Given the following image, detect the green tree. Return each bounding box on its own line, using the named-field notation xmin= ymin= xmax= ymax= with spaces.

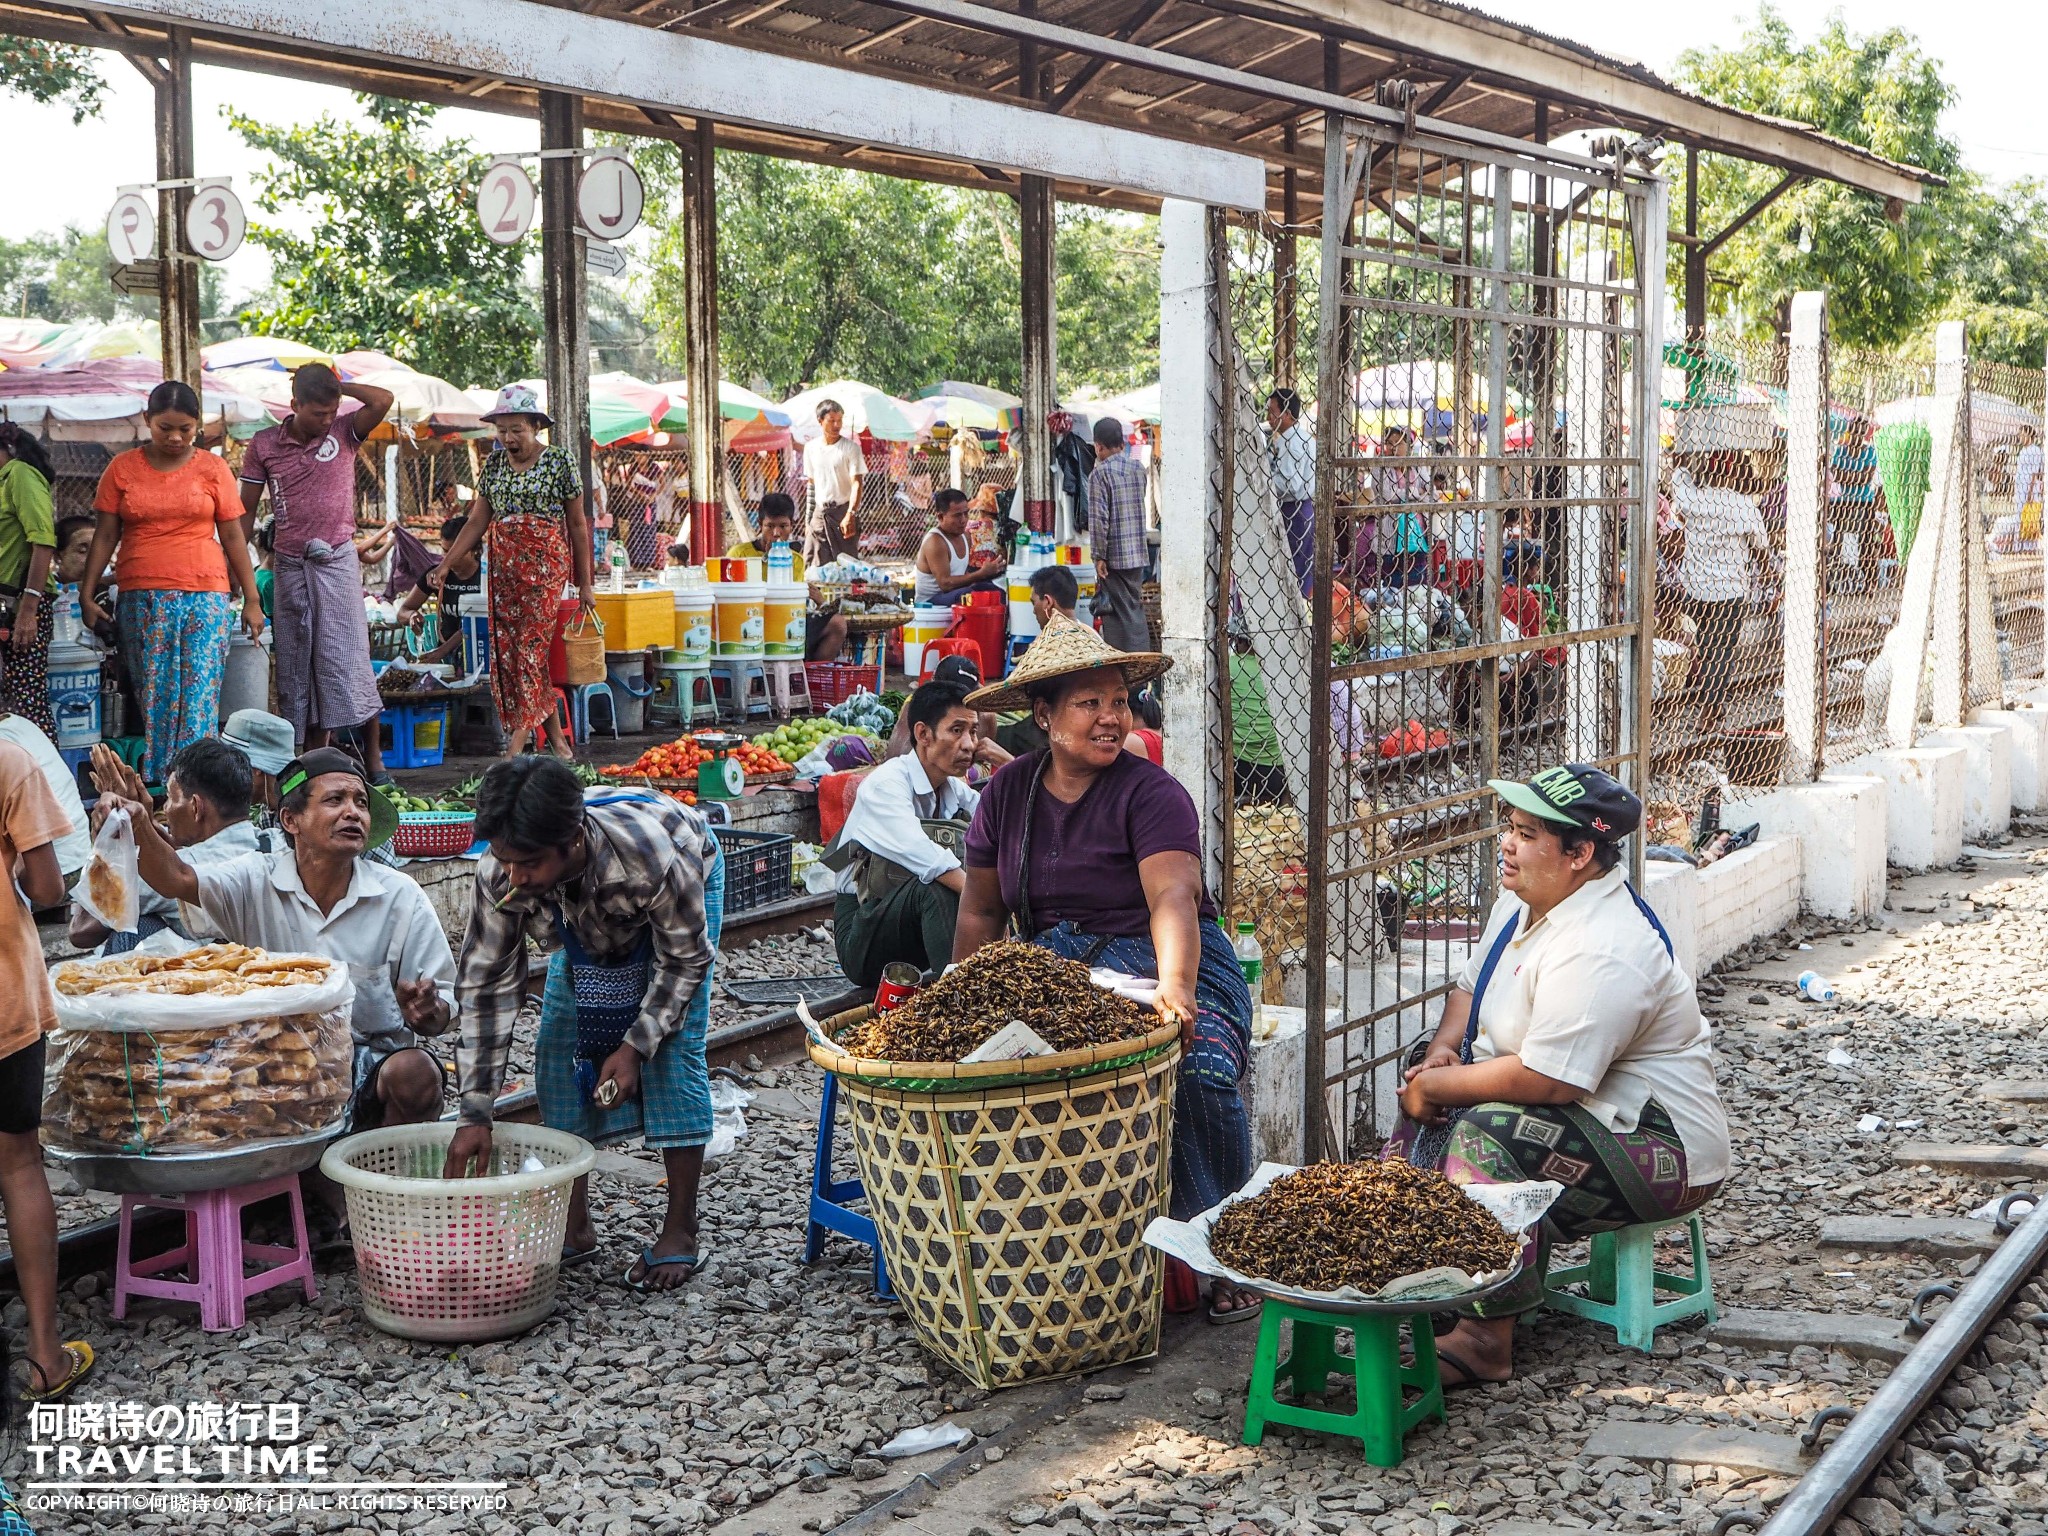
xmin=1926 ymin=176 xmax=2048 ymax=370
xmin=1672 ymin=7 xmax=1963 ymax=347
xmin=0 ymin=225 xmax=225 ymax=325
xmin=0 ymin=36 xmax=105 ymax=122
xmin=634 ymin=147 xmax=1158 ymax=399
xmin=227 ymin=95 xmax=537 ymax=385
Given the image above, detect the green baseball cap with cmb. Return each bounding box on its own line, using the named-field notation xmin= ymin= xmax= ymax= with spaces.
xmin=1489 ymin=763 xmax=1641 ymax=842
xmin=278 ymin=748 xmax=401 ymax=849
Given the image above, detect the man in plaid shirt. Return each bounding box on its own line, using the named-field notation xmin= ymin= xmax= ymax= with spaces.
xmin=1087 ymin=416 xmax=1153 ymax=655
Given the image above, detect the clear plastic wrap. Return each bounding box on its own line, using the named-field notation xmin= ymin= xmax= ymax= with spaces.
xmin=74 ymin=807 xmax=140 ymax=934
xmin=42 ymin=945 xmax=357 ymax=1155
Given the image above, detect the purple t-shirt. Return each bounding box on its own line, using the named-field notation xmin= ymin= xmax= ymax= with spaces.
xmin=963 ymin=750 xmax=1216 ymax=938
xmin=239 ymin=412 xmax=364 ymax=556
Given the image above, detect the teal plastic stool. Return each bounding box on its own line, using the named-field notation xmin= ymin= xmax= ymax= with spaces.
xmin=1241 ymin=1299 xmax=1444 ymax=1468
xmin=1540 ymin=1213 xmax=1716 ymax=1352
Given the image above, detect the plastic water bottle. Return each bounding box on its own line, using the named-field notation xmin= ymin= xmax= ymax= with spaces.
xmin=1797 ymin=970 xmax=1837 ymax=1004
xmin=1233 ymin=922 xmax=1264 ymax=989
xmin=766 ymin=539 xmax=795 ymax=584
xmin=608 ymin=537 xmax=629 ymax=593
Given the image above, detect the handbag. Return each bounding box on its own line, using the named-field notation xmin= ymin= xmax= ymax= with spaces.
xmin=561 ymin=614 xmax=607 ymax=685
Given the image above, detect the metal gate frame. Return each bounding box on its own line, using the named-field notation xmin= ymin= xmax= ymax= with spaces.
xmin=1302 ymin=113 xmax=1667 ymax=1160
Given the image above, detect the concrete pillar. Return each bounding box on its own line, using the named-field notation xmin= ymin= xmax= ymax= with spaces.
xmin=1019 ymin=175 xmax=1057 ymax=536
xmin=1730 ymin=775 xmax=1888 ymax=921
xmin=1972 ymin=706 xmax=2048 ymax=812
xmin=682 ymin=117 xmax=724 ymax=561
xmin=1841 ymin=746 xmax=1967 ymax=871
xmin=539 ymin=93 xmax=593 ymax=500
xmin=1156 ymin=200 xmax=1225 ymax=896
xmin=1922 ymin=723 xmax=2013 ymax=842
xmin=153 ymin=28 xmax=200 ymax=393
xmin=1783 ymin=292 xmax=1827 ymax=781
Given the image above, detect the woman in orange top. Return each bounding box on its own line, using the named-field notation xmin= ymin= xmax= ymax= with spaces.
xmin=82 ymin=382 xmax=264 ymax=780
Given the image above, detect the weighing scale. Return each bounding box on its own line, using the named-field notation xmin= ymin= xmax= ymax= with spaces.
xmin=694 ymin=732 xmax=747 ymax=799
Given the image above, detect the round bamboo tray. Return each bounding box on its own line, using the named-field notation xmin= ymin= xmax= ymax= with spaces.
xmin=840 ymin=610 xmax=914 ymax=636
xmin=819 ymin=1007 xmax=1182 ymax=1390
xmin=807 ymin=1005 xmax=1180 ymax=1089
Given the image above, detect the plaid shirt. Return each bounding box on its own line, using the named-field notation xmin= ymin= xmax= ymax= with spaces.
xmin=1087 ymin=451 xmax=1150 ymax=571
xmin=454 ymin=791 xmax=717 ymax=1125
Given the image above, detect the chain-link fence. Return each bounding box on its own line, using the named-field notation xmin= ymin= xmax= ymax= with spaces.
xmin=1972 ymin=359 xmax=2047 ymax=687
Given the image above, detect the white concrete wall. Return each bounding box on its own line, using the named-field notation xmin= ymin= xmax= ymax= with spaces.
xmin=1921 ymin=723 xmax=2013 ymax=841
xmin=1640 ymin=859 xmax=1700 ymax=983
xmin=1837 ymin=746 xmax=1967 ymax=870
xmin=1727 ymin=775 xmax=1888 ymax=921
xmin=1693 ymin=837 xmax=1804 ymax=972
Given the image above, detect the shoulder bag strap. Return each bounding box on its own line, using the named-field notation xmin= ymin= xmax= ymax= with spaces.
xmin=1012 ymin=751 xmax=1052 ymax=939
xmin=1457 ymin=915 xmax=1521 ymax=1064
xmin=1624 ymin=879 xmax=1676 ymax=959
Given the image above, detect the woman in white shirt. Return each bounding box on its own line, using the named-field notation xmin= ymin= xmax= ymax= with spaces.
xmin=825 ymin=681 xmax=981 ymax=986
xmin=1386 ymin=764 xmax=1729 ymax=1389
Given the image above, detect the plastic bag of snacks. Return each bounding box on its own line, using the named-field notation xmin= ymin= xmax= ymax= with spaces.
xmin=74 ymin=806 xmax=140 ymax=934
xmin=42 ymin=944 xmax=356 ymax=1155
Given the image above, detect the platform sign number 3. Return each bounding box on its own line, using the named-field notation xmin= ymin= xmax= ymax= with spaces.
xmin=577 ymin=153 xmax=644 ymax=243
xmin=184 ymin=183 xmax=245 ymax=262
xmin=477 ymin=159 xmax=537 ymax=246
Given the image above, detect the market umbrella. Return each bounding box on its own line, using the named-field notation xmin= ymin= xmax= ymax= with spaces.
xmin=782 ymin=380 xmax=919 ymax=443
xmin=201 ymin=336 xmax=334 ymax=372
xmin=0 ymin=357 xmax=266 ymax=442
xmin=473 ymin=377 xmax=667 ymax=447
xmin=915 ymin=381 xmax=1021 ymax=410
xmin=654 ymin=379 xmax=794 ymax=452
xmin=0 ymin=319 xmax=74 ymax=370
xmin=904 ymin=392 xmax=1013 ymax=435
xmin=1874 ymin=391 xmax=2044 ymax=451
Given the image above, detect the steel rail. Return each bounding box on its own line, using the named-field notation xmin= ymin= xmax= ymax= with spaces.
xmin=1744 ymin=1196 xmax=2048 ymax=1536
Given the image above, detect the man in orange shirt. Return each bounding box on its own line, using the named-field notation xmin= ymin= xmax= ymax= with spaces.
xmin=0 ymin=738 xmax=94 ymax=1400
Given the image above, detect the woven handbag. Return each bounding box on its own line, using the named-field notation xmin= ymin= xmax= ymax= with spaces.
xmin=561 ymin=616 xmax=607 ymax=685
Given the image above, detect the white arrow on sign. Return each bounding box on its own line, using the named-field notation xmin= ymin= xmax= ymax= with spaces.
xmin=106 ymin=193 xmax=156 ymax=266
xmin=184 ymin=183 xmax=246 ymax=262
xmin=584 ymin=239 xmax=628 ymax=277
xmin=576 ymin=154 xmax=644 ymax=244
xmin=109 ymin=261 xmax=162 ymax=297
xmin=476 ymin=159 xmax=537 ymax=245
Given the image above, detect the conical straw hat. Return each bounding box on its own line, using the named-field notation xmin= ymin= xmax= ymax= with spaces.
xmin=964 ymin=612 xmax=1171 ymax=713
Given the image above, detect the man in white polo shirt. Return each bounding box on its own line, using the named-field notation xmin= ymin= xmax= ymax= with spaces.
xmin=102 ymin=748 xmax=455 ymax=1134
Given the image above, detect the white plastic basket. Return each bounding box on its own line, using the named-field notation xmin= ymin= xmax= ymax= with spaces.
xmin=320 ymin=1123 xmax=596 ymax=1343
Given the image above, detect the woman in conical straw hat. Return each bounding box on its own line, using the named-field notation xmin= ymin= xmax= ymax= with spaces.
xmin=955 ymin=615 xmax=1260 ymax=1322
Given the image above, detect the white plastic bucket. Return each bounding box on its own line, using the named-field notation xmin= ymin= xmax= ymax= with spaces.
xmin=47 ymin=638 xmax=101 ymax=751
xmin=903 ymin=604 xmax=951 ymax=680
xmin=713 ymin=580 xmax=765 ymax=659
xmin=763 ymin=581 xmax=806 ymax=659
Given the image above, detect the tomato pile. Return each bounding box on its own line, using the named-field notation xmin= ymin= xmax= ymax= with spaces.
xmin=602 ymin=734 xmax=795 ymax=781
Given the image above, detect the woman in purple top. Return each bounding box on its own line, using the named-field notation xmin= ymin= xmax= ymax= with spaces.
xmin=959 ymin=615 xmax=1258 ymax=1322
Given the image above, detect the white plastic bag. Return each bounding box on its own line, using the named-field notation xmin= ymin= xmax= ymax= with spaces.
xmin=704 ymin=1077 xmax=753 ymax=1162
xmin=75 ymin=806 xmax=140 ymax=934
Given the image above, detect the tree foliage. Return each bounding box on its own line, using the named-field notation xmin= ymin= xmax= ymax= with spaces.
xmin=0 ymin=36 xmax=105 ymax=123
xmin=227 ymin=95 xmax=538 ymax=386
xmin=1672 ymin=7 xmax=1962 ymax=348
xmin=0 ymin=225 xmax=225 ymax=326
xmin=633 ymin=147 xmax=1158 ymax=399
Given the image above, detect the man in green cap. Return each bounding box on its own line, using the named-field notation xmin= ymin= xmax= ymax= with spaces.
xmin=102 ymin=747 xmax=456 ymax=1132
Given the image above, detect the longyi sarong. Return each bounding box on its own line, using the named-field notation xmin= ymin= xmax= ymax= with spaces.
xmin=273 ymin=539 xmax=382 ymax=739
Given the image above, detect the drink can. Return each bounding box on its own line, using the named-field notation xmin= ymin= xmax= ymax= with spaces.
xmin=875 ymin=961 xmax=923 ymax=1013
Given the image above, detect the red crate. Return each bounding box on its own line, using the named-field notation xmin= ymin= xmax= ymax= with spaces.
xmin=805 ymin=660 xmax=886 ymax=708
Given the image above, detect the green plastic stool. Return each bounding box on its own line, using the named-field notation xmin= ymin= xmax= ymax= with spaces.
xmin=1241 ymin=1299 xmax=1445 ymax=1468
xmin=1540 ymin=1213 xmax=1716 ymax=1352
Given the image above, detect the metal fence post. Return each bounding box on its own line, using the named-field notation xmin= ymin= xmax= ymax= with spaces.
xmin=1157 ymin=200 xmax=1226 ymax=897
xmin=1783 ymin=292 xmax=1828 ymax=780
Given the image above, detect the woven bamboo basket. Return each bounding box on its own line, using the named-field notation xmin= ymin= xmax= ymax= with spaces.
xmin=811 ymin=1006 xmax=1180 ymax=1390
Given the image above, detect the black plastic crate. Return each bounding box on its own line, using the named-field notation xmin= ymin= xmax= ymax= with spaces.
xmin=713 ymin=826 xmax=796 ymax=916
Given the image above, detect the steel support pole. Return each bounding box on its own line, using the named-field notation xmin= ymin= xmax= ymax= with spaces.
xmin=683 ymin=116 xmax=724 ymax=561
xmin=1274 ymin=124 xmax=1297 ymax=392
xmin=1019 ymin=174 xmax=1057 ymax=535
xmin=540 ymin=92 xmax=593 ymax=505
xmin=1684 ymin=144 xmax=1707 ymax=343
xmin=153 ymin=27 xmax=200 ymax=393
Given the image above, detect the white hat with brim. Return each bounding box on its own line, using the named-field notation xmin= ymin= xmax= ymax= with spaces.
xmin=479 ymin=383 xmax=553 ymax=429
xmin=964 ymin=613 xmax=1171 ymax=713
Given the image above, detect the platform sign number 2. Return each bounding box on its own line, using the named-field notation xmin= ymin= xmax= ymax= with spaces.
xmin=477 ymin=160 xmax=537 ymax=246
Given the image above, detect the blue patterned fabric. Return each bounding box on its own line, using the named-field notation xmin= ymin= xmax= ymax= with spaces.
xmin=1032 ymin=917 xmax=1253 ymax=1219
xmin=117 ymin=588 xmax=232 ymax=781
xmin=535 ymin=842 xmax=724 ymax=1149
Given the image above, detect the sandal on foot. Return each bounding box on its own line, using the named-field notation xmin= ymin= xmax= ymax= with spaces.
xmin=23 ymin=1342 xmax=94 ymax=1403
xmin=560 ymin=1241 xmax=602 ymax=1269
xmin=1433 ymin=1344 xmax=1508 ymax=1392
xmin=1206 ymin=1289 xmax=1263 ymax=1326
xmin=621 ymin=1246 xmax=707 ymax=1292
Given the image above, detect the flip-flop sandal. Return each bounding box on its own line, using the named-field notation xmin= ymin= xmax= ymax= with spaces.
xmin=621 ymin=1246 xmax=707 ymax=1292
xmin=560 ymin=1242 xmax=602 ymax=1269
xmin=1432 ymin=1344 xmax=1507 ymax=1392
xmin=1206 ymin=1289 xmax=1264 ymax=1326
xmin=22 ymin=1342 xmax=94 ymax=1403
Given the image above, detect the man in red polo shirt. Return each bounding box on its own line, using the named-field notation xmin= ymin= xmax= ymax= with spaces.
xmin=240 ymin=364 xmax=397 ymax=782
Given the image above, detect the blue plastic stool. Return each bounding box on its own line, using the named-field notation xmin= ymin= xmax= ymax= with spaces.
xmin=709 ymin=659 xmax=771 ymax=723
xmin=1540 ymin=1212 xmax=1717 ymax=1353
xmin=566 ymin=682 xmax=617 ymax=741
xmin=803 ymin=1072 xmax=891 ymax=1298
xmin=380 ymin=703 xmax=449 ymax=769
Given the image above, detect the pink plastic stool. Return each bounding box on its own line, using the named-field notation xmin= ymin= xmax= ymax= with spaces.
xmin=112 ymin=1172 xmax=317 ymax=1333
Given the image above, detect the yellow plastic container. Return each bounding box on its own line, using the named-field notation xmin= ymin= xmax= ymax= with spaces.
xmin=590 ymin=589 xmax=674 ymax=652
